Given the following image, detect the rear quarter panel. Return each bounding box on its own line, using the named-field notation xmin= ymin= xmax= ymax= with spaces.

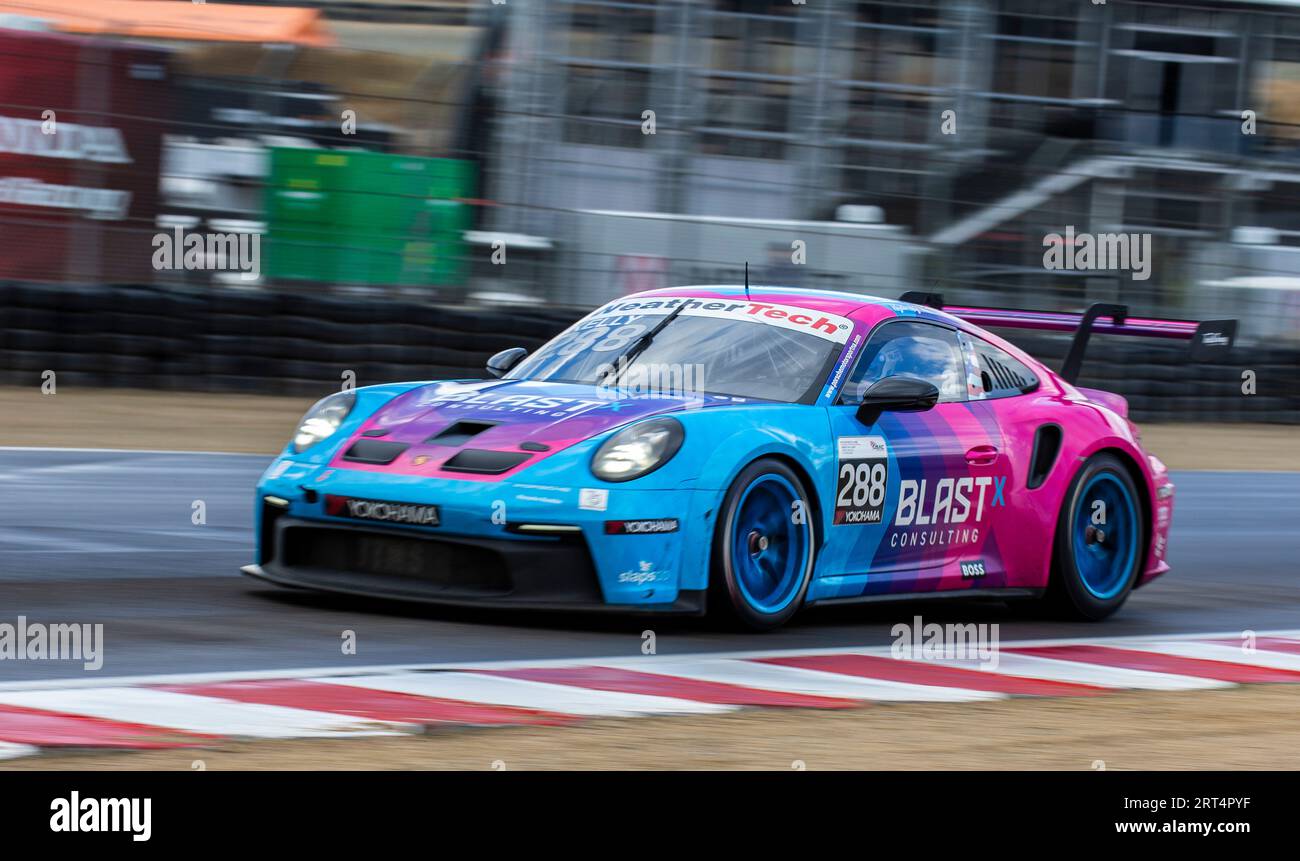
xmin=986 ymin=381 xmax=1166 ymax=589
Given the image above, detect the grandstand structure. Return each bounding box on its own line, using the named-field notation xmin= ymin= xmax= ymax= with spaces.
xmin=479 ymin=0 xmax=1300 ymax=327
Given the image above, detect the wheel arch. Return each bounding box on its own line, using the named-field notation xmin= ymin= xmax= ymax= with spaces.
xmin=755 ymin=451 xmax=825 ymax=558
xmin=707 ymin=452 xmax=821 ymax=628
xmin=1096 ymin=445 xmax=1153 ymax=568
xmin=1050 ymin=445 xmax=1152 ymax=592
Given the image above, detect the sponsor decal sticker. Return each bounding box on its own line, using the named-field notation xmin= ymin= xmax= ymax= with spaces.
xmin=1200 ymin=330 xmax=1230 ymax=347
xmin=895 ymin=476 xmax=1004 ymax=526
xmin=617 ymin=560 xmax=668 ymax=585
xmin=410 ymin=382 xmax=607 ymax=419
xmin=517 ymin=494 xmax=563 ymax=505
xmin=585 ymin=296 xmax=854 ymax=344
xmin=885 ymin=302 xmax=920 ymax=316
xmin=823 ymin=331 xmax=863 ymax=401
xmin=887 ymin=475 xmax=1006 ymax=550
xmin=605 ymin=518 xmax=679 ymax=535
xmin=422 ymin=392 xmax=608 ymax=418
xmin=959 ymin=559 xmax=987 ymax=579
xmin=579 ymin=488 xmax=609 ymax=511
xmin=834 ymin=435 xmax=889 ymax=525
xmin=326 ymin=495 xmax=440 ymax=526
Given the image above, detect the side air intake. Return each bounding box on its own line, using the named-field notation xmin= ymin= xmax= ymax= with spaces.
xmin=1028 ymin=424 xmax=1062 ymax=490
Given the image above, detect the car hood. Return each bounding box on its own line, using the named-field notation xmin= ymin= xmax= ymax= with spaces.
xmin=328 ymin=378 xmax=749 ymax=479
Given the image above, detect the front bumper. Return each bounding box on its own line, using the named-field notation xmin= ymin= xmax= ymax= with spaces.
xmin=245 ymin=515 xmax=703 ymax=613
xmin=241 ymin=564 xmax=705 ymax=614
xmin=249 ymin=457 xmax=715 ymax=612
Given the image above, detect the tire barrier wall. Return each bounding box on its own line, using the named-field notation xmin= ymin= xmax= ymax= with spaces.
xmin=996 ymin=332 xmax=1298 ymax=424
xmin=0 ymin=283 xmax=1295 ymax=422
xmin=0 ymin=283 xmax=576 ymax=397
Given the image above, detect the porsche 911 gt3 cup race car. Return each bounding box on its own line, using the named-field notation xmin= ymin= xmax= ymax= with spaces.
xmin=243 ymin=286 xmax=1235 ymax=629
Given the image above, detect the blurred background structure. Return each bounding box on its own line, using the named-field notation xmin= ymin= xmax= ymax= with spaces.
xmin=0 ymin=0 xmax=1297 ymax=418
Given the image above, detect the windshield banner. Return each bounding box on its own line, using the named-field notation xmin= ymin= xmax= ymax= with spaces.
xmin=585 ymin=296 xmax=854 ymax=344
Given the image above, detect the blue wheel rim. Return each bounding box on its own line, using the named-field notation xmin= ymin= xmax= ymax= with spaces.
xmin=1072 ymin=472 xmax=1139 ymax=600
xmin=730 ymin=474 xmax=810 ymax=614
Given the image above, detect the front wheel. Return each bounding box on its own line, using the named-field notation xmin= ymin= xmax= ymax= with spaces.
xmin=710 ymin=459 xmax=816 ymax=631
xmin=1048 ymin=452 xmax=1145 ymax=620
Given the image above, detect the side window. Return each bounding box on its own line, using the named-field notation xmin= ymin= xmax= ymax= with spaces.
xmin=968 ymin=337 xmax=1039 ymax=398
xmin=839 ymin=320 xmax=967 ymax=405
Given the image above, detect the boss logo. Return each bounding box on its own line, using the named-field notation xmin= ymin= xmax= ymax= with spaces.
xmin=960 ymin=560 xmax=986 ymax=579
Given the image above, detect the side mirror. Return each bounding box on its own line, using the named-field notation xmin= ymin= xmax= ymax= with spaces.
xmin=486 ymin=347 xmax=528 ymax=378
xmin=854 ymin=376 xmax=940 ymax=425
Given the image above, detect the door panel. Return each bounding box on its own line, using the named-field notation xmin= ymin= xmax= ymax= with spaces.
xmin=813 ymin=318 xmax=1013 ymax=601
xmin=824 ymin=402 xmax=1007 ymax=595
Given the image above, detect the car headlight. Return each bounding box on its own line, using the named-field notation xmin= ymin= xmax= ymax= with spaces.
xmin=292 ymin=391 xmax=355 ymax=453
xmin=591 ymin=417 xmax=684 ymax=482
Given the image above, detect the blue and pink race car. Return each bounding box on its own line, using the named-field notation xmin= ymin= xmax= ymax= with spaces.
xmin=243 ymin=286 xmax=1235 ymax=630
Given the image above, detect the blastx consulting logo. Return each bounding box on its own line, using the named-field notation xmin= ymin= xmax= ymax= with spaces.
xmin=895 ymin=475 xmax=1006 ymax=526
xmin=888 ymin=475 xmax=1006 ymax=550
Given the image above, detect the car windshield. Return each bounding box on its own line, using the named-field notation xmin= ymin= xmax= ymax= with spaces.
xmin=506 ymin=308 xmax=845 ymax=403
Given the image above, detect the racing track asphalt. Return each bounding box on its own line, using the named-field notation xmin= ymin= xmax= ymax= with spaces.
xmin=0 ymin=448 xmax=1296 ymax=682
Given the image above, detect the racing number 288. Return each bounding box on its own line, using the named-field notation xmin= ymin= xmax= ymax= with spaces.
xmin=837 ymin=461 xmax=886 ymax=510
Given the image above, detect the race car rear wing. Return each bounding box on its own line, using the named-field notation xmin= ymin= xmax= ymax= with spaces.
xmin=898 ymin=292 xmax=1237 ymax=385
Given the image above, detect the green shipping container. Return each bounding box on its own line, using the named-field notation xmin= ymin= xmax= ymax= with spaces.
xmin=264 ymin=149 xmax=475 ymax=288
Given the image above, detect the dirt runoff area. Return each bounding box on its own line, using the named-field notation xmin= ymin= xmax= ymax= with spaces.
xmin=0 ymin=386 xmax=1295 ymax=470
xmin=7 ymin=684 xmax=1300 ymax=770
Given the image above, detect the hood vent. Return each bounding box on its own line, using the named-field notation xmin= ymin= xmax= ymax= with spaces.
xmin=441 ymin=449 xmax=531 ymax=474
xmin=427 ymin=420 xmax=499 ymax=447
xmin=342 ymin=439 xmax=410 ymax=465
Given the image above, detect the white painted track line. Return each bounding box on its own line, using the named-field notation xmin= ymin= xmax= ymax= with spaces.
xmin=0 ymin=741 xmax=38 ymax=760
xmin=925 ymin=653 xmax=1232 ymax=691
xmin=4 ymin=629 xmax=1300 ymax=692
xmin=597 ymin=658 xmax=1005 ymax=703
xmin=0 ymin=688 xmax=411 ymax=739
xmin=6 ymin=631 xmax=1300 ymax=757
xmin=1129 ymin=641 xmax=1300 ymax=672
xmin=316 ymin=673 xmax=735 ymax=718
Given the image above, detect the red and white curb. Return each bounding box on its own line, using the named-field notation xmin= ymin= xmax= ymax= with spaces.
xmin=1 ymin=629 xmax=1298 ymax=760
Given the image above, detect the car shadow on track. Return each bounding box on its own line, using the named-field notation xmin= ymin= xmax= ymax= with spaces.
xmin=247 ymin=584 xmax=1074 ymax=639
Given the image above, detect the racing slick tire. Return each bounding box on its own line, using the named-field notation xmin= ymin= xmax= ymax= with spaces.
xmin=710 ymin=458 xmax=816 ymax=631
xmin=1047 ymin=452 xmax=1145 ymax=620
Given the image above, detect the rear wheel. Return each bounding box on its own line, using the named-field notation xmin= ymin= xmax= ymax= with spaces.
xmin=1048 ymin=453 xmax=1144 ymax=620
xmin=710 ymin=459 xmax=815 ymax=631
